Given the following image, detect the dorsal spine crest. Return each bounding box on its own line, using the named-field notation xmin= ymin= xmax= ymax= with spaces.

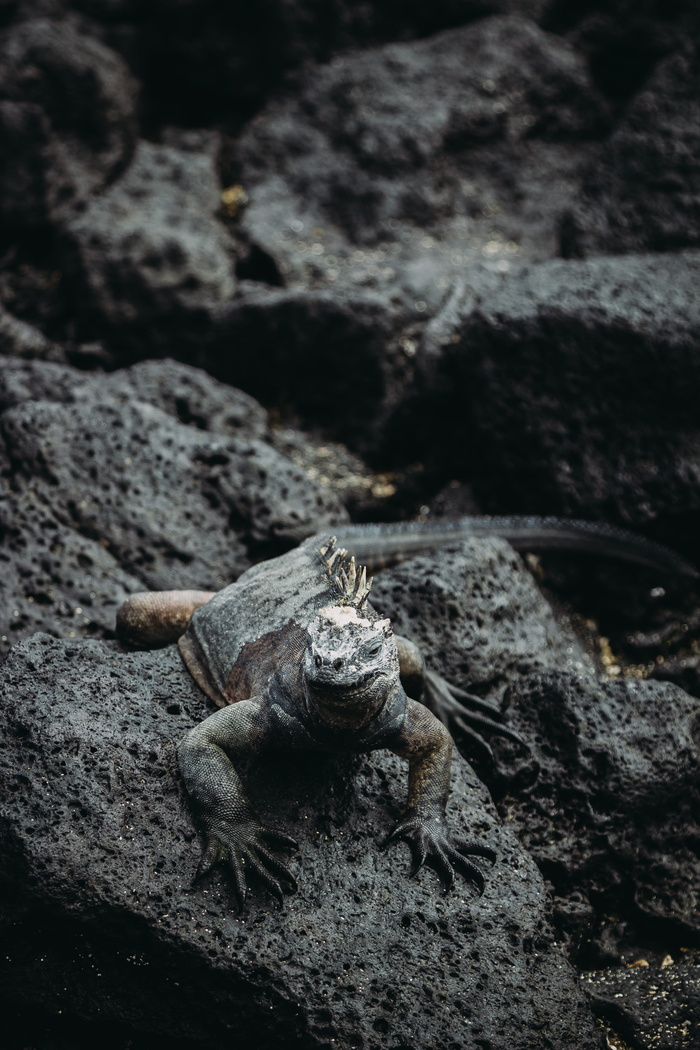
xmin=319 ymin=536 xmax=373 ymax=609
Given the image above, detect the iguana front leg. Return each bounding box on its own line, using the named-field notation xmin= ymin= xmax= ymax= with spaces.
xmin=395 ymin=635 xmax=522 ymax=760
xmin=385 ymin=698 xmax=495 ymax=892
xmin=177 ymin=699 xmax=297 ymax=909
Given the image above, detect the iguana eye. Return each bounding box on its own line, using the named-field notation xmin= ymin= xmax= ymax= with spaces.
xmin=367 ymin=639 xmax=382 ymax=656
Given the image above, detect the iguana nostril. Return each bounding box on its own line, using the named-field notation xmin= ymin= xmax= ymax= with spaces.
xmin=333 ymin=658 xmax=344 ymax=670
xmin=315 ymin=654 xmax=322 ymax=667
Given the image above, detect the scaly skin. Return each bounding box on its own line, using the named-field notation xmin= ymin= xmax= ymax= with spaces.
xmin=117 ymin=516 xmax=697 ymax=907
xmin=174 ymin=549 xmax=497 ymax=909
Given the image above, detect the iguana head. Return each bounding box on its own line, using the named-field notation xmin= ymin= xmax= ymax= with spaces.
xmin=303 ymin=605 xmax=400 ymax=729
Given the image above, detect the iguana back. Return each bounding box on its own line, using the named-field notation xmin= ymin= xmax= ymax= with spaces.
xmin=178 ymin=535 xmax=374 ymax=707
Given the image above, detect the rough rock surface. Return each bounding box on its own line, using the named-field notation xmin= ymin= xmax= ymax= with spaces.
xmin=371 ymin=536 xmax=593 ymax=707
xmin=0 ymin=356 xmax=269 ymax=440
xmin=543 ymin=0 xmax=700 ymax=99
xmin=0 ymin=302 xmax=66 ymax=362
xmin=442 ymin=250 xmax=700 ymax=527
xmin=235 ymin=15 xmax=607 ymax=309
xmin=562 ymin=41 xmax=700 ymax=255
xmin=206 ymin=286 xmax=402 ymax=450
xmin=0 ymin=359 xmax=346 ymax=657
xmin=1 ymin=3 xmax=700 ymax=1047
xmin=491 ymin=671 xmax=700 ymax=937
xmin=0 ymin=16 xmax=138 ymax=228
xmin=0 ymin=633 xmax=601 ymax=1050
xmin=93 ymin=0 xmax=543 ymax=127
xmin=583 ymin=960 xmax=700 ymax=1050
xmin=62 ymin=140 xmax=236 ymax=352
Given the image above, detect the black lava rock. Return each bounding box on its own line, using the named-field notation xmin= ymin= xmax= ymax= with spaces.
xmin=583 ymin=959 xmax=700 ymax=1050
xmin=0 ymin=632 xmax=602 ymax=1050
xmin=492 ymin=670 xmax=700 ymax=938
xmin=0 ymin=359 xmax=346 ymax=657
xmin=235 ymin=15 xmax=607 ymax=301
xmin=207 ymin=286 xmax=403 ymax=453
xmin=371 ymin=536 xmax=592 ymax=707
xmin=445 ymin=251 xmax=700 ymax=527
xmin=61 ymin=140 xmax=236 ymax=356
xmin=562 ymin=40 xmax=700 ymax=255
xmin=0 ymin=16 xmax=138 ymax=228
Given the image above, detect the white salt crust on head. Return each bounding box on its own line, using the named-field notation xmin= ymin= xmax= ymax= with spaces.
xmin=318 ymin=605 xmax=391 ymax=633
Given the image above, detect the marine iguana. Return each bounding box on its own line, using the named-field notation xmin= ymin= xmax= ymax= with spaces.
xmin=117 ymin=516 xmax=697 ymax=909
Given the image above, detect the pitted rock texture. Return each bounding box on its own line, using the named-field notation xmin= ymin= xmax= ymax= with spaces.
xmin=102 ymin=359 xmax=270 ymax=442
xmin=442 ymin=250 xmax=700 ymax=527
xmin=0 ymin=16 xmax=138 ymax=228
xmin=0 ymin=356 xmax=269 ymax=440
xmin=491 ymin=671 xmax=700 ymax=937
xmin=94 ymin=0 xmax=539 ymax=127
xmin=0 ymin=487 xmax=145 ymax=655
xmin=562 ymin=40 xmax=700 ymax=255
xmin=207 ymin=286 xmax=402 ymax=450
xmin=370 ymin=536 xmax=593 ymax=708
xmin=543 ymin=0 xmax=700 ymax=98
xmin=0 ymin=359 xmax=346 ymax=656
xmin=0 ymin=303 xmax=66 ymax=363
xmin=234 ymin=15 xmax=607 ymax=312
xmin=583 ymin=960 xmax=700 ymax=1050
xmin=62 ymin=140 xmax=236 ymax=351
xmin=0 ymin=633 xmax=602 ymax=1050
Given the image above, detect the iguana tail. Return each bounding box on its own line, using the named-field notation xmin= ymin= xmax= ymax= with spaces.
xmin=117 ymin=589 xmax=216 ymax=647
xmin=328 ymin=516 xmax=699 ymax=579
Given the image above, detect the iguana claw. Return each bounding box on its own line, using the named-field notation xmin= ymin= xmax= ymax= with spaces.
xmin=423 ymin=669 xmax=524 ymax=760
xmin=194 ymin=819 xmax=298 ymax=910
xmin=384 ymin=810 xmax=495 ymax=894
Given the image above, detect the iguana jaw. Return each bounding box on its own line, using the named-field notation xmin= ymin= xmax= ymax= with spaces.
xmin=303 ymin=606 xmax=400 ymax=730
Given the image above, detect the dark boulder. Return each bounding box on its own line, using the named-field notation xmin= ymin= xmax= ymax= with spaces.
xmin=61 ymin=140 xmax=236 ymax=356
xmin=2 ymin=395 xmax=336 ymax=588
xmin=0 ymin=16 xmax=138 ymax=228
xmin=492 ymin=671 xmax=700 ymax=938
xmin=90 ymin=0 xmax=522 ymax=128
xmin=562 ymin=41 xmax=700 ymax=256
xmin=235 ymin=15 xmax=608 ymax=297
xmin=583 ymin=959 xmax=700 ymax=1050
xmin=0 ymin=302 xmax=67 ymax=363
xmin=207 ymin=286 xmax=403 ymax=452
xmin=371 ymin=535 xmax=593 ymax=710
xmin=442 ymin=250 xmax=700 ymax=529
xmin=0 ymin=632 xmax=602 ymax=1049
xmin=0 ymin=357 xmax=269 ymax=440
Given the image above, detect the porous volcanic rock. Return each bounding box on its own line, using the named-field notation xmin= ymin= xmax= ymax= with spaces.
xmin=0 ymin=632 xmax=602 ymax=1050
xmin=0 ymin=360 xmax=346 ymax=656
xmin=561 ymin=40 xmax=700 ymax=256
xmin=206 ymin=286 xmax=403 ymax=451
xmin=0 ymin=16 xmax=138 ymax=228
xmin=370 ymin=535 xmax=593 ymax=711
xmin=583 ymin=959 xmax=700 ymax=1050
xmin=92 ymin=0 xmax=535 ymax=127
xmin=542 ymin=0 xmax=700 ymax=98
xmin=0 ymin=487 xmax=145 ymax=656
xmin=441 ymin=250 xmax=700 ymax=529
xmin=491 ymin=671 xmax=700 ymax=938
xmin=233 ymin=14 xmax=608 ymax=309
xmin=95 ymin=358 xmax=270 ymax=442
xmin=0 ymin=302 xmax=66 ymax=362
xmin=62 ymin=140 xmax=236 ymax=354
xmin=0 ymin=356 xmax=269 ymax=440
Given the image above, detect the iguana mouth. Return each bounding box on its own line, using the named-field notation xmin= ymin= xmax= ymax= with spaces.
xmin=308 ymin=667 xmax=382 ymax=699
